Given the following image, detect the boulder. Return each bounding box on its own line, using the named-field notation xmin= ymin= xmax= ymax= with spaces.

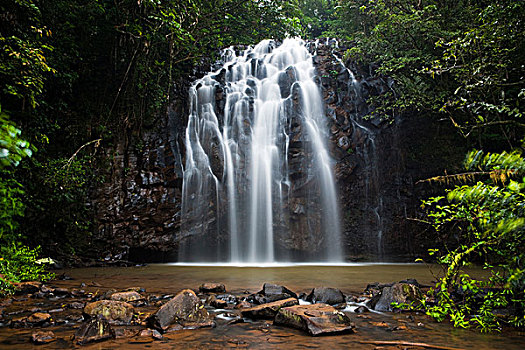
xmin=199 ymin=283 xmax=226 ymax=294
xmin=249 ymin=283 xmax=297 ymax=304
xmin=373 ymin=283 xmax=422 ymax=312
xmin=83 ymin=300 xmax=134 ymax=324
xmin=274 ymin=304 xmax=354 ymax=336
xmin=306 ymin=287 xmax=345 ymax=305
xmin=75 ymin=318 xmax=115 ymax=345
xmin=241 ymin=298 xmax=298 ymax=320
xmin=147 ymin=289 xmax=212 ymax=332
xmin=31 ymin=331 xmax=55 ymax=344
xmin=110 ymin=291 xmax=143 ymax=302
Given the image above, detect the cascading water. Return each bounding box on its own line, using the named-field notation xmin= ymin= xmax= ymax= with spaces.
xmin=179 ymin=38 xmax=342 ymax=263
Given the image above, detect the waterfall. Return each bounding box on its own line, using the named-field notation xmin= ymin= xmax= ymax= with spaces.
xmin=180 ymin=38 xmax=342 ymax=263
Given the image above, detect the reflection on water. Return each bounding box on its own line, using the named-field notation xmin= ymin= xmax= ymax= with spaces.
xmin=1 ymin=264 xmax=523 ymax=349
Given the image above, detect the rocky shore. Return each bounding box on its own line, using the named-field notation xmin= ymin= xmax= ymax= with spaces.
xmin=0 ymin=276 xmax=429 ymax=347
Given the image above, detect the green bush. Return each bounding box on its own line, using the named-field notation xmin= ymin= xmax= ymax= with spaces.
xmin=421 ymin=150 xmax=525 ymax=331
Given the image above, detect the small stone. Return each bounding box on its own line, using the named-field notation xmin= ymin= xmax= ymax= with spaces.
xmin=138 ymin=328 xmax=163 ymax=340
xmin=199 ymin=283 xmax=226 ymax=294
xmin=74 ymin=318 xmax=115 ymax=345
xmin=31 ymin=331 xmax=55 ymax=344
xmin=68 ymin=302 xmax=85 ymax=309
xmin=206 ymin=295 xmax=228 ymax=309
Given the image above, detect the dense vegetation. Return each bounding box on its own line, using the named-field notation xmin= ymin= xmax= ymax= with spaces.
xmin=331 ymin=0 xmax=524 ymax=331
xmin=1 ymin=0 xmax=524 ymax=332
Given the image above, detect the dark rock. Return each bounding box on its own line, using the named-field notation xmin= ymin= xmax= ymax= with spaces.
xmin=147 ymin=289 xmax=212 ymax=332
xmin=241 ymin=297 xmax=298 ymax=320
xmin=274 ymin=303 xmax=354 ymax=336
xmin=249 ymin=283 xmax=297 ymax=304
xmin=110 ymin=291 xmax=143 ymax=302
xmin=138 ymin=328 xmax=163 ymax=340
xmin=199 ymin=283 xmax=226 ymax=294
xmin=27 ymin=312 xmax=52 ymax=325
xmin=306 ymin=287 xmax=345 ymax=305
xmin=216 ymin=293 xmax=237 ymax=304
xmin=373 ymin=283 xmax=423 ymax=312
xmin=206 ymin=295 xmax=227 ymax=309
xmin=83 ymin=300 xmax=134 ymax=324
xmin=31 ymin=331 xmax=56 ymax=344
xmin=68 ymin=302 xmax=85 ymax=309
xmin=354 ymin=305 xmax=369 ymax=313
xmin=74 ymin=318 xmax=115 ymax=345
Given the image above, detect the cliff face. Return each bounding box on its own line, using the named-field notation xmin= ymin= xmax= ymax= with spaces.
xmin=91 ymin=41 xmax=466 ymax=262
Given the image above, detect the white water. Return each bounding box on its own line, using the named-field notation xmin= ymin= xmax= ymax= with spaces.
xmin=180 ymin=38 xmax=342 ymax=263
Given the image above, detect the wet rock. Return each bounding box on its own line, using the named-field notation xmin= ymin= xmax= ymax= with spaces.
xmin=306 ymin=287 xmax=345 ymax=305
xmin=241 ymin=297 xmax=299 ymax=320
xmin=110 ymin=291 xmax=143 ymax=302
xmin=74 ymin=318 xmax=115 ymax=345
xmin=199 ymin=283 xmax=226 ymax=294
xmin=250 ymin=283 xmax=297 ymax=304
xmin=216 ymin=293 xmax=237 ymax=304
xmin=373 ymin=283 xmax=423 ymax=312
xmin=68 ymin=302 xmax=85 ymax=309
xmin=354 ymin=305 xmax=369 ymax=313
xmin=14 ymin=281 xmax=41 ymax=295
xmin=147 ymin=289 xmax=212 ymax=332
xmin=138 ymin=328 xmax=163 ymax=340
xmin=206 ymin=295 xmax=227 ymax=309
xmin=274 ymin=303 xmax=354 ymax=336
xmin=12 ymin=312 xmax=52 ymax=328
xmin=83 ymin=300 xmax=135 ymax=324
xmin=31 ymin=331 xmax=56 ymax=344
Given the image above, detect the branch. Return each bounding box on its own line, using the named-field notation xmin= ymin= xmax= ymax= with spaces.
xmin=416 ymin=169 xmax=517 ymax=185
xmin=63 ymin=139 xmax=102 ymax=170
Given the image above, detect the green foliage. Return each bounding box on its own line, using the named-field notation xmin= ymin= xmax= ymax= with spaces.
xmin=0 ymin=111 xmax=35 ymax=168
xmin=334 ymin=0 xmax=525 ymax=146
xmin=0 ymin=243 xmax=54 ymax=296
xmin=421 ymin=150 xmax=525 ymax=331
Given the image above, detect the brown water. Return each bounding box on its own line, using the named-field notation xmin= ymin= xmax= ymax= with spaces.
xmin=1 ymin=264 xmax=524 ymax=349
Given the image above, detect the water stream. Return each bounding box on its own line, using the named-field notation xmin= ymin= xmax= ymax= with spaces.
xmin=181 ymin=39 xmax=342 ymax=263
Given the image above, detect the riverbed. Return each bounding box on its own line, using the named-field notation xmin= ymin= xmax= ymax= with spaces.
xmin=1 ymin=264 xmax=523 ymax=349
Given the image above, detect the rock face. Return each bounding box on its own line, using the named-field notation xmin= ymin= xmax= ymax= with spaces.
xmin=373 ymin=283 xmax=422 ymax=311
xmin=83 ymin=300 xmax=134 ymax=324
xmin=75 ymin=318 xmax=115 ymax=345
xmin=274 ymin=304 xmax=354 ymax=336
xmin=90 ymin=40 xmax=468 ymax=262
xmin=306 ymin=287 xmax=345 ymax=305
xmin=147 ymin=289 xmax=212 ymax=331
xmin=241 ymin=298 xmax=298 ymax=319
